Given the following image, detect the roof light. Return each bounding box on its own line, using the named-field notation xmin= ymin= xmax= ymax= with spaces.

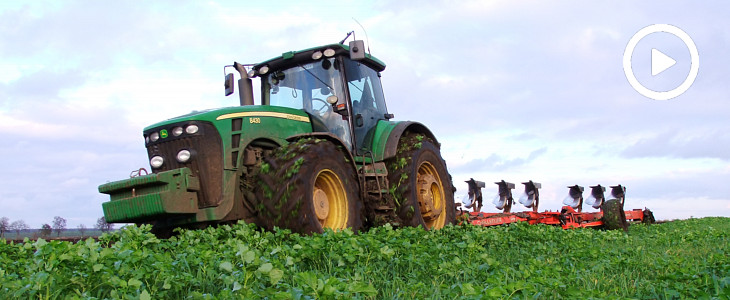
xmin=312 ymin=51 xmax=323 ymax=60
xmin=172 ymin=127 xmax=183 ymax=137
xmin=259 ymin=65 xmax=269 ymax=75
xmin=185 ymin=125 xmax=199 ymax=134
xmin=323 ymin=48 xmax=335 ymax=57
xmin=150 ymin=132 xmax=160 ymax=142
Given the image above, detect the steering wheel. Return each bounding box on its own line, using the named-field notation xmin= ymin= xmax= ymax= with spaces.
xmin=311 ymin=98 xmax=332 ymax=116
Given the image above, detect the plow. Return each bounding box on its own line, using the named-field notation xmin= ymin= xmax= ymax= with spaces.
xmin=459 ymin=179 xmax=655 ymax=231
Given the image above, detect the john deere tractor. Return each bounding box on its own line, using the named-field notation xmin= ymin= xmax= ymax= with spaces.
xmin=99 ymin=38 xmax=455 ymax=235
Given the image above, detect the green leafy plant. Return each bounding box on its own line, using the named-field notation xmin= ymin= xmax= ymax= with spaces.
xmin=1 ymin=218 xmax=728 ymax=299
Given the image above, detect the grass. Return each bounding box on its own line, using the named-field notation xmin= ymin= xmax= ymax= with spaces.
xmin=1 ymin=229 xmax=110 ymax=240
xmin=0 ymin=218 xmax=728 ymax=299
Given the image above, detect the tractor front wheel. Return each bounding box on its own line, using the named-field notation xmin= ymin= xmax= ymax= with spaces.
xmin=254 ymin=139 xmax=363 ymax=234
xmin=387 ymin=134 xmax=455 ymax=229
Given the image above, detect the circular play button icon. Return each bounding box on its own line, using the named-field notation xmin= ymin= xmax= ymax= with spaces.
xmin=623 ymin=24 xmax=700 ymax=101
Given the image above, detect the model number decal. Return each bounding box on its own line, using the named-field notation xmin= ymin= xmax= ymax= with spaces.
xmin=216 ymin=112 xmax=310 ymax=123
xmin=249 ymin=117 xmax=261 ymax=124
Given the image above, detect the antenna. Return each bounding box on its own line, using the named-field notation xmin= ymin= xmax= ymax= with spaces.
xmin=339 ymin=31 xmax=354 ymax=45
xmin=353 ymin=18 xmax=371 ymax=54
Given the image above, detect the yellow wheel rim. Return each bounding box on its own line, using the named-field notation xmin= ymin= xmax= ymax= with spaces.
xmin=416 ymin=161 xmax=446 ymax=229
xmin=313 ymin=169 xmax=348 ymax=230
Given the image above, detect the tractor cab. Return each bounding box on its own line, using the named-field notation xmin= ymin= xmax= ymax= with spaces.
xmin=228 ymin=40 xmax=391 ymax=155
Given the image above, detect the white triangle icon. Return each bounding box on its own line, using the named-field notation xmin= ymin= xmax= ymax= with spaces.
xmin=651 ymin=48 xmax=676 ymax=76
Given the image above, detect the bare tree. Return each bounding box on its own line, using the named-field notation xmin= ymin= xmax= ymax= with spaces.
xmin=95 ymin=216 xmax=113 ymax=232
xmin=40 ymin=224 xmax=52 ymax=238
xmin=0 ymin=217 xmax=8 ymax=238
xmin=77 ymin=224 xmax=87 ymax=238
xmin=9 ymin=220 xmax=29 ymax=237
xmin=52 ymin=216 xmax=67 ymax=237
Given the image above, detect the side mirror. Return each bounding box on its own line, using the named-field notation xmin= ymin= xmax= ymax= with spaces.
xmin=349 ymin=40 xmax=366 ymax=61
xmin=224 ymin=73 xmax=235 ymax=96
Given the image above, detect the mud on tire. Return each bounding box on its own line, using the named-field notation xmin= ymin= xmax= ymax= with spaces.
xmin=254 ymin=138 xmax=363 ymax=234
xmin=602 ymin=199 xmax=628 ymax=231
xmin=387 ymin=134 xmax=455 ymax=229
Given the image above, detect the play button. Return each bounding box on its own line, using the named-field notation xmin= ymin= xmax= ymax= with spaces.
xmin=623 ymin=24 xmax=700 ymax=101
xmin=651 ymin=48 xmax=676 ymax=76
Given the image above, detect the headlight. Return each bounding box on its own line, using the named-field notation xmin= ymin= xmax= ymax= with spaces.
xmin=150 ymin=132 xmax=160 ymax=142
xmin=176 ymin=150 xmax=191 ymax=163
xmin=150 ymin=156 xmax=164 ymax=168
xmin=172 ymin=126 xmax=184 ymax=136
xmin=185 ymin=125 xmax=199 ymax=134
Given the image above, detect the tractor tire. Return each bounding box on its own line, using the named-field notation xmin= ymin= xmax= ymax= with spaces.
xmin=387 ymin=134 xmax=455 ymax=229
xmin=254 ymin=138 xmax=363 ymax=234
xmin=602 ymin=199 xmax=628 ymax=231
xmin=150 ymin=225 xmax=174 ymax=239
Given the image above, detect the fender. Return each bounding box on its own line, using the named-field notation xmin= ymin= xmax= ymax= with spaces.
xmin=372 ymin=121 xmax=439 ymax=161
xmin=286 ymin=132 xmax=359 ymax=171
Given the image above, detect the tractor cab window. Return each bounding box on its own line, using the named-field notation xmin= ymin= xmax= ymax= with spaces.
xmin=264 ymin=58 xmax=353 ymax=150
xmin=344 ymin=59 xmax=388 ymax=154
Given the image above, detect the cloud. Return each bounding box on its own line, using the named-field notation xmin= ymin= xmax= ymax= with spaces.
xmin=621 ymin=130 xmax=730 ymax=160
xmin=452 ymin=147 xmax=548 ymax=173
xmin=2 ymin=70 xmax=88 ymax=101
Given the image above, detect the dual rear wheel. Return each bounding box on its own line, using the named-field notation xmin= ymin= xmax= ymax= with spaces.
xmin=387 ymin=135 xmax=456 ymax=230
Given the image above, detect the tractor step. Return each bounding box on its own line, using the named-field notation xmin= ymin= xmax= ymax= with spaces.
xmin=368 ymin=189 xmax=389 ymax=195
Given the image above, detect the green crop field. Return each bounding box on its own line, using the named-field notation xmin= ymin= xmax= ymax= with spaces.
xmin=1 ymin=218 xmax=728 ymax=299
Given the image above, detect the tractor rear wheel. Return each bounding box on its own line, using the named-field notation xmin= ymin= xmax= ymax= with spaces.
xmin=602 ymin=199 xmax=628 ymax=231
xmin=387 ymin=134 xmax=455 ymax=229
xmin=254 ymin=139 xmax=362 ymax=234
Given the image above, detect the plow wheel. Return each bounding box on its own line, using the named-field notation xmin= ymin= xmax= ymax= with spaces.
xmin=388 ymin=135 xmax=455 ymax=229
xmin=254 ymin=139 xmax=362 ymax=234
xmin=642 ymin=209 xmax=656 ymax=224
xmin=602 ymin=199 xmax=628 ymax=231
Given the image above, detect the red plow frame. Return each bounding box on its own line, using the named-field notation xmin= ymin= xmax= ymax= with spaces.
xmin=462 ymin=206 xmax=652 ymax=229
xmin=458 ymin=180 xmax=655 ymax=230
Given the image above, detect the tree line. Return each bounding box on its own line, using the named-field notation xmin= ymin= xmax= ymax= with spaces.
xmin=0 ymin=216 xmax=114 ymax=238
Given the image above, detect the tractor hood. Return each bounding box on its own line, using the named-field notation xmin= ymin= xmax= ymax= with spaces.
xmin=143 ymin=105 xmax=311 ymax=131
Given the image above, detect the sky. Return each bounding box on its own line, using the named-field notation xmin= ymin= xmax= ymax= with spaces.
xmin=1 ymin=1 xmax=728 ymax=228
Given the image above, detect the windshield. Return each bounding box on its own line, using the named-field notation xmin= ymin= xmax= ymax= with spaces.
xmin=263 ymin=58 xmax=353 ymax=150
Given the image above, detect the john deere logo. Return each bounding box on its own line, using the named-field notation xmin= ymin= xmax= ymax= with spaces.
xmin=160 ymin=129 xmax=168 ymax=138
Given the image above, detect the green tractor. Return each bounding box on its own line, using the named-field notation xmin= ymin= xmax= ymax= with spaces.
xmin=99 ymin=38 xmax=456 ymax=235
